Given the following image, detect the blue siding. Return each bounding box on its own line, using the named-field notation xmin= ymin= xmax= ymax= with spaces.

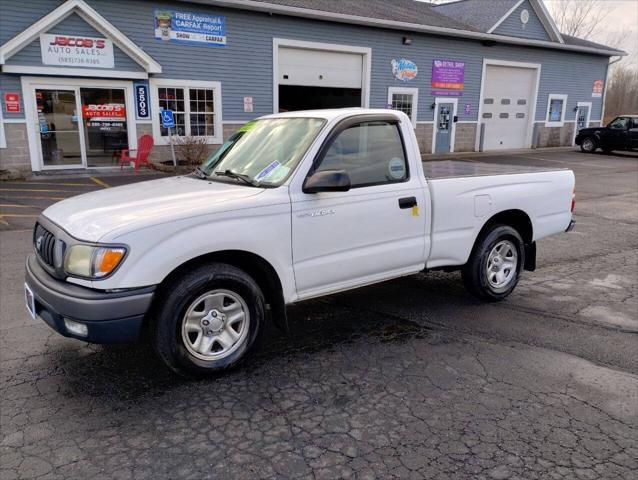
xmin=0 ymin=74 xmax=25 ymax=120
xmin=0 ymin=0 xmax=610 ymax=124
xmin=493 ymin=0 xmax=552 ymax=42
xmin=6 ymin=12 xmax=145 ymax=72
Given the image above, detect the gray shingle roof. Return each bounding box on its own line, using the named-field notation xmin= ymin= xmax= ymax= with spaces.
xmin=562 ymin=34 xmax=624 ymax=54
xmin=248 ymin=0 xmax=478 ymax=31
xmin=195 ymin=0 xmax=624 ymax=55
xmin=432 ymin=0 xmax=519 ymax=32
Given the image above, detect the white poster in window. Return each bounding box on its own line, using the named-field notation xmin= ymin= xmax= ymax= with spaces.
xmin=40 ymin=34 xmax=114 ymax=69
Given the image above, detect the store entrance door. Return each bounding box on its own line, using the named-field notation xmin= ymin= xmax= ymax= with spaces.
xmin=30 ymin=81 xmax=132 ymax=170
xmin=35 ymin=88 xmax=84 ymax=168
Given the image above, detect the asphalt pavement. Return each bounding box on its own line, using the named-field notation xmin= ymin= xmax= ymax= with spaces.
xmin=1 ymin=150 xmax=637 ymax=479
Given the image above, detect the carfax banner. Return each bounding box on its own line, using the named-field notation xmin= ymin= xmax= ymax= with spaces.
xmin=154 ymin=9 xmax=226 ymax=46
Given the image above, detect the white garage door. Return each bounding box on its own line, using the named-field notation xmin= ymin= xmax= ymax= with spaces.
xmin=278 ymin=47 xmax=363 ymax=88
xmin=481 ymin=65 xmax=537 ymax=150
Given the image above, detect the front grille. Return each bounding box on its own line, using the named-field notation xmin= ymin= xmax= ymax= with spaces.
xmin=34 ymin=223 xmax=56 ymax=268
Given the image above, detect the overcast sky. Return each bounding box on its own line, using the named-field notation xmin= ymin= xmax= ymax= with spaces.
xmin=423 ymin=0 xmax=638 ymax=65
xmin=544 ymin=0 xmax=638 ymax=62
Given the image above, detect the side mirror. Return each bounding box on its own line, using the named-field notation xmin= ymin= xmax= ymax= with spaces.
xmin=303 ymin=170 xmax=351 ymax=193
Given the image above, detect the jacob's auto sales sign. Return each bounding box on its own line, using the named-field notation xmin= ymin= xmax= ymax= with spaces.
xmin=40 ymin=33 xmax=115 ymax=68
xmin=82 ymin=104 xmax=126 ymax=120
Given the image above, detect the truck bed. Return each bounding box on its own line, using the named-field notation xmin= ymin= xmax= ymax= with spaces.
xmin=422 ymin=160 xmax=566 ymax=179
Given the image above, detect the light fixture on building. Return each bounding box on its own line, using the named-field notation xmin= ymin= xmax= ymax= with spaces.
xmin=431 ymin=103 xmax=436 ymax=109
xmin=402 ymin=37 xmax=412 ymax=45
xmin=573 ymin=106 xmax=579 ymax=112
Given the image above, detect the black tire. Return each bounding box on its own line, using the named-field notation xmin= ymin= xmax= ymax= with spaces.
xmin=580 ymin=136 xmax=597 ymax=153
xmin=461 ymin=225 xmax=525 ymax=302
xmin=151 ymin=262 xmax=265 ymax=377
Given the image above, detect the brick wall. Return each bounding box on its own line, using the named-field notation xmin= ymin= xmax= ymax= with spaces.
xmin=454 ymin=123 xmax=477 ymax=152
xmin=535 ymin=123 xmax=575 ymax=148
xmin=0 ymin=123 xmax=31 ymax=172
xmin=414 ymin=124 xmax=433 ymax=155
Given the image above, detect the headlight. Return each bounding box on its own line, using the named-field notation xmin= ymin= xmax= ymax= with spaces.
xmin=64 ymin=245 xmax=127 ymax=279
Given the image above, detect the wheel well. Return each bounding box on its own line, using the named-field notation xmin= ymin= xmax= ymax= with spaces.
xmin=155 ymin=250 xmax=286 ymax=329
xmin=479 ymin=209 xmax=533 ymax=244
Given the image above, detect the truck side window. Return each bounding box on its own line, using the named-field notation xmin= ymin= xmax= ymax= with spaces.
xmin=316 ymin=121 xmax=408 ymax=187
xmin=608 ymin=117 xmax=628 ymax=129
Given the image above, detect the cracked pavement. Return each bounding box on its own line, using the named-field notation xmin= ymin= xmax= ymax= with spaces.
xmin=1 ymin=150 xmax=637 ymax=479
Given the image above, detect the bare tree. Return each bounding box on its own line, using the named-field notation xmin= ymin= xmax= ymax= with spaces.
xmin=545 ymin=0 xmax=613 ymax=39
xmin=604 ymin=64 xmax=638 ymax=122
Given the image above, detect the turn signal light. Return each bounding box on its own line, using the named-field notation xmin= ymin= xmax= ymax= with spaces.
xmin=94 ymin=248 xmax=126 ymax=278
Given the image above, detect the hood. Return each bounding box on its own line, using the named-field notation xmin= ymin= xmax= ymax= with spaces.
xmin=43 ymin=176 xmax=266 ymax=242
xmin=578 ymin=126 xmax=605 ymax=135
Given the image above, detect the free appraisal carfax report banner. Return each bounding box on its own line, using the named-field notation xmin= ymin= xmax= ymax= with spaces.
xmin=154 ymin=9 xmax=226 ymax=46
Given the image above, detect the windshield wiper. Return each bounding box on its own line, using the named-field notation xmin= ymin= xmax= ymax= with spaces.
xmin=214 ymin=169 xmax=261 ymax=187
xmin=192 ymin=166 xmax=208 ymax=179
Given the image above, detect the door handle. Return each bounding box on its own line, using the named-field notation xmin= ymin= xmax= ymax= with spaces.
xmin=398 ymin=197 xmax=417 ymax=209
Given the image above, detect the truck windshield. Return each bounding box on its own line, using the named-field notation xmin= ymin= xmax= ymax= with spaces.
xmin=200 ymin=118 xmax=326 ymax=186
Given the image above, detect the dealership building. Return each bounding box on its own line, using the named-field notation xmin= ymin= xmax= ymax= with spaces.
xmin=0 ymin=0 xmax=624 ymax=174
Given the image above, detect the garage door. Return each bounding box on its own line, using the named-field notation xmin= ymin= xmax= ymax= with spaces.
xmin=279 ymin=47 xmax=363 ymax=88
xmin=277 ymin=47 xmax=364 ymax=112
xmin=481 ymin=65 xmax=537 ymax=150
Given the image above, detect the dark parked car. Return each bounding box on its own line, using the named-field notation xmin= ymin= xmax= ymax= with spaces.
xmin=575 ymin=115 xmax=638 ymax=154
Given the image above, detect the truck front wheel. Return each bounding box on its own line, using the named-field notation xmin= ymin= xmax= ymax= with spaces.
xmin=151 ymin=263 xmax=265 ymax=376
xmin=462 ymin=225 xmax=524 ymax=302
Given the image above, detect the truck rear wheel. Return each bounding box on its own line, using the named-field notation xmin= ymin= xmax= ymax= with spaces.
xmin=151 ymin=263 xmax=265 ymax=376
xmin=462 ymin=225 xmax=524 ymax=302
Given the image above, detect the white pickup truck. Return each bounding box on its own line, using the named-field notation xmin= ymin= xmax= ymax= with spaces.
xmin=25 ymin=109 xmax=575 ymax=375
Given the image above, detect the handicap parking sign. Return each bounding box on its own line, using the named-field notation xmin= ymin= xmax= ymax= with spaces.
xmin=161 ymin=109 xmax=175 ymax=128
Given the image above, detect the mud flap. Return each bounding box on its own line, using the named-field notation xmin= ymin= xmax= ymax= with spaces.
xmin=269 ymin=296 xmax=289 ymax=333
xmin=524 ymin=242 xmax=536 ymax=271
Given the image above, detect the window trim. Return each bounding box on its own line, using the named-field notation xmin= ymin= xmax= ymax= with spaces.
xmin=0 ymin=105 xmax=6 ymax=149
xmin=307 ymin=114 xmax=410 ymax=190
xmin=150 ymin=78 xmax=222 ymax=145
xmin=545 ymin=93 xmax=568 ymax=127
xmin=387 ymin=87 xmax=418 ymax=127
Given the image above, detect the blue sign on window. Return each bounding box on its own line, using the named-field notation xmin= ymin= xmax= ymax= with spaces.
xmin=161 ymin=109 xmax=175 ymax=128
xmin=134 ymin=83 xmax=150 ymax=120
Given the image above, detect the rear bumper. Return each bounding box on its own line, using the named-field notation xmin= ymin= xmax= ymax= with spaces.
xmin=25 ymin=254 xmax=155 ymax=343
xmin=566 ymin=219 xmax=576 ymax=232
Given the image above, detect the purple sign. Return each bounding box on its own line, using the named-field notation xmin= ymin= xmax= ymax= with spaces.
xmin=432 ymin=59 xmax=465 ymax=90
xmin=431 ymin=90 xmax=462 ymax=97
xmin=464 ymin=103 xmax=471 ymax=115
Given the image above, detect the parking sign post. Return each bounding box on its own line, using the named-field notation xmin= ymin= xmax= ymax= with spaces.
xmin=161 ymin=109 xmax=177 ymax=167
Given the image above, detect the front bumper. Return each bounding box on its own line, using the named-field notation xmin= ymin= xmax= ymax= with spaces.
xmin=25 ymin=254 xmax=155 ymax=343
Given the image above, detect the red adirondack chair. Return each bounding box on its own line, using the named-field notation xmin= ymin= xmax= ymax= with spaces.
xmin=120 ymin=135 xmax=154 ymax=171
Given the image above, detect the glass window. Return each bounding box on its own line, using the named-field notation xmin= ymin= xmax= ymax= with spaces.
xmin=484 ymin=98 xmax=494 ymax=104
xmin=548 ymin=98 xmax=564 ymax=122
xmin=499 ymin=113 xmax=509 ymax=119
xmin=608 ymin=117 xmax=629 ymax=129
xmin=501 ymin=99 xmax=511 ymax=105
xmin=391 ymin=93 xmax=413 ymax=120
xmin=388 ymin=88 xmax=418 ymax=126
xmin=157 ymin=86 xmax=216 ymax=137
xmin=482 ymin=113 xmax=492 ymax=119
xmin=315 ymin=121 xmax=408 ymax=188
xmin=516 ymin=113 xmax=525 ymax=119
xmin=201 ymin=118 xmax=326 ymax=186
xmin=80 ymin=87 xmax=129 ymax=167
xmin=158 ymin=87 xmax=186 ymax=136
xmin=517 ymin=99 xmax=527 ymax=105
